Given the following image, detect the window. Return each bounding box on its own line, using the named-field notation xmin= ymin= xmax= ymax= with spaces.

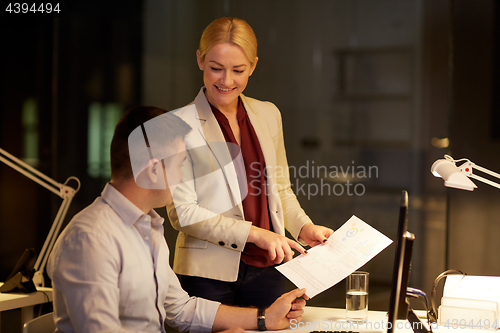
xmin=87 ymin=102 xmax=124 ymax=178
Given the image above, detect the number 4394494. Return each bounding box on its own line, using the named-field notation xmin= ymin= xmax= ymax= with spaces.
xmin=6 ymin=3 xmax=60 ymax=14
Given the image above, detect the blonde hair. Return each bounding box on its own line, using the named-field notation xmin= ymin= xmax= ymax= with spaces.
xmin=199 ymin=17 xmax=257 ymax=65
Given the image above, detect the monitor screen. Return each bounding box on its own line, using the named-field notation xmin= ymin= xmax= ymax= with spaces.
xmin=0 ymin=248 xmax=37 ymax=293
xmin=387 ymin=190 xmax=415 ymax=333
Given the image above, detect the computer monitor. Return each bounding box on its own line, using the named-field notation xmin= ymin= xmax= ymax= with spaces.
xmin=387 ymin=191 xmax=427 ymax=333
xmin=0 ymin=248 xmax=37 ymax=293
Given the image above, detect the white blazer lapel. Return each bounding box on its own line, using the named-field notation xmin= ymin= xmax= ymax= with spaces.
xmin=194 ymin=89 xmax=245 ymax=217
xmin=193 ymin=88 xmax=225 ymax=144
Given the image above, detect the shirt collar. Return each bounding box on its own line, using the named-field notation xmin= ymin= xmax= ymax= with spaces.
xmin=101 ymin=183 xmax=164 ymax=228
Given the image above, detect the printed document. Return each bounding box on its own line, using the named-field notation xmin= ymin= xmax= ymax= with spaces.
xmin=276 ymin=215 xmax=392 ymax=298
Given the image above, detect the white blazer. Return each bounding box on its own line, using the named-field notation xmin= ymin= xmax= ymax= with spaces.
xmin=167 ymin=88 xmax=313 ymax=282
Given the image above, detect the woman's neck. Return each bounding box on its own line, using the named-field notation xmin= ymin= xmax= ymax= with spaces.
xmin=205 ymin=91 xmax=239 ymax=116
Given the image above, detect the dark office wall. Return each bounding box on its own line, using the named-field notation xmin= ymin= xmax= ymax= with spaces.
xmin=0 ymin=1 xmax=143 ymax=282
xmin=420 ymin=0 xmax=500 ymax=290
xmin=446 ymin=0 xmax=500 ymax=274
xmin=419 ymin=0 xmax=452 ymax=295
xmin=0 ymin=8 xmax=57 ymax=280
xmin=493 ymin=0 xmax=500 ymax=140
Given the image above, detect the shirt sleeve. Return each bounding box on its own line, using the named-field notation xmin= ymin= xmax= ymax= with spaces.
xmin=49 ymin=229 xmax=137 ymax=333
xmin=164 ymin=267 xmax=220 ymax=333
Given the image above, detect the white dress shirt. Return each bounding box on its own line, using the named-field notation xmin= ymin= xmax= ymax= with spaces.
xmin=47 ymin=183 xmax=220 ymax=333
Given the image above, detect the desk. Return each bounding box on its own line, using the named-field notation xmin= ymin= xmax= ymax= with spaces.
xmin=254 ymin=307 xmax=480 ymax=333
xmin=0 ymin=283 xmax=53 ymax=326
xmin=251 ymin=306 xmax=387 ymax=333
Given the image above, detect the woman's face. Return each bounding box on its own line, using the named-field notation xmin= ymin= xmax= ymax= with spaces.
xmin=197 ymin=43 xmax=258 ymax=112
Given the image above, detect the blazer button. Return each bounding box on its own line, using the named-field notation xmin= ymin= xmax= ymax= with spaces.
xmin=231 ymin=244 xmax=237 ymax=249
xmin=218 ymin=241 xmax=225 ymax=246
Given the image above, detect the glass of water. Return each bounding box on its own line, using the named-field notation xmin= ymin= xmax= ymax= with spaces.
xmin=346 ymin=271 xmax=369 ymax=323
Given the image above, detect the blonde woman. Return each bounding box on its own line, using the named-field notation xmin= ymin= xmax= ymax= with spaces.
xmin=168 ymin=17 xmax=333 ymax=308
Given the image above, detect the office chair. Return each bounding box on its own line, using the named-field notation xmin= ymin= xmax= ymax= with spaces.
xmin=22 ymin=312 xmax=55 ymax=333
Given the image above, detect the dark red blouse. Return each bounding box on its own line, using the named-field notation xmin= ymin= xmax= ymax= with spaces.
xmin=210 ymin=99 xmax=274 ymax=267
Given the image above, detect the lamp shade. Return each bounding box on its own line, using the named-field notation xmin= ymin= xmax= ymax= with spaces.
xmin=431 ymin=159 xmax=477 ymax=191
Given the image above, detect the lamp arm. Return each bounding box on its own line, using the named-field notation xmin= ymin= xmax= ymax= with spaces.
xmin=33 ymin=184 xmax=76 ymax=286
xmin=457 ymin=159 xmax=500 ymax=190
xmin=472 ymin=163 xmax=500 ymax=181
xmin=0 ymin=148 xmax=62 ymax=196
xmin=468 ymin=174 xmax=500 ymax=190
xmin=1 ymin=147 xmax=80 ymax=287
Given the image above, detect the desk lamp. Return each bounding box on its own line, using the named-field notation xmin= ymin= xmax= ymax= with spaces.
xmin=0 ymin=147 xmax=80 ymax=288
xmin=431 ymin=155 xmax=500 ymax=325
xmin=431 ymin=155 xmax=500 ymax=191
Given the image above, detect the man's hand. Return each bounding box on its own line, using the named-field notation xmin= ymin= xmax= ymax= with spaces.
xmin=212 ymin=288 xmax=308 ymax=332
xmin=299 ymin=223 xmax=334 ymax=247
xmin=265 ymin=288 xmax=308 ymax=330
xmin=215 ymin=328 xmax=246 ymax=333
xmin=247 ymin=226 xmax=307 ymax=264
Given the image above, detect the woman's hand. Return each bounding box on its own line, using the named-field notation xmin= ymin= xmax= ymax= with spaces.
xmin=298 ymin=223 xmax=334 ymax=247
xmin=247 ymin=226 xmax=307 ymax=264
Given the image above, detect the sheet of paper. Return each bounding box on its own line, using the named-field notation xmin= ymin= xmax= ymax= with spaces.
xmin=443 ymin=275 xmax=500 ymax=321
xmin=276 ymin=215 xmax=393 ymax=298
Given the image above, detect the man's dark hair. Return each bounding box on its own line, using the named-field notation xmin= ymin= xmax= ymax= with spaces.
xmin=110 ymin=106 xmax=191 ymax=181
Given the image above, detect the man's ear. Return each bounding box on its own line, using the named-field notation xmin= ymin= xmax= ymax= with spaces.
xmin=148 ymin=159 xmax=161 ymax=183
xmin=140 ymin=158 xmax=166 ymax=189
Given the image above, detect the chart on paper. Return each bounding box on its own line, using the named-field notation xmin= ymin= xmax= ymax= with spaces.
xmin=355 ymin=240 xmax=381 ymax=257
xmin=276 ymin=215 xmax=392 ymax=298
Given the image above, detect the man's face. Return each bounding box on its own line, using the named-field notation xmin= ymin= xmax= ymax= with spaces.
xmin=161 ymin=137 xmax=186 ymax=207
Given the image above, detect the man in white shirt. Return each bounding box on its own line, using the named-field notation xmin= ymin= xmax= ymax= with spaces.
xmin=47 ymin=106 xmax=307 ymax=333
